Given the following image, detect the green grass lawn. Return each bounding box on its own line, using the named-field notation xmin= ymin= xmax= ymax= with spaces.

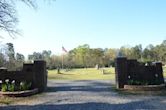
xmin=164 ymin=66 xmax=166 ymax=77
xmin=48 ymin=68 xmax=115 ymax=80
xmin=48 ymin=66 xmax=166 ymax=80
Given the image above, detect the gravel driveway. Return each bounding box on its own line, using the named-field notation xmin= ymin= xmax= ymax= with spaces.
xmin=0 ymin=80 xmax=166 ymax=110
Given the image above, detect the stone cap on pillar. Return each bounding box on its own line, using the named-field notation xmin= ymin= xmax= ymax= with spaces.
xmin=0 ymin=67 xmax=7 ymax=72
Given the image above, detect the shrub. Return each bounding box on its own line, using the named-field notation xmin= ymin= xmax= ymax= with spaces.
xmin=8 ymin=83 xmax=15 ymax=92
xmin=20 ymin=81 xmax=32 ymax=91
xmin=1 ymin=80 xmax=32 ymax=92
xmin=1 ymin=84 xmax=7 ymax=92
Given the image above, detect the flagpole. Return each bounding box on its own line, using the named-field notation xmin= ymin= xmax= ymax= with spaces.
xmin=61 ymin=46 xmax=67 ymax=70
xmin=61 ymin=54 xmax=64 ymax=69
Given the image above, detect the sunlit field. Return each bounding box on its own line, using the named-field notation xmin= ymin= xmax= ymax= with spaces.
xmin=48 ymin=68 xmax=115 ymax=80
xmin=48 ymin=66 xmax=166 ymax=80
xmin=164 ymin=66 xmax=166 ymax=77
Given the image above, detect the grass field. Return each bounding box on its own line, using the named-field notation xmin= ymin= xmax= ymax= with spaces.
xmin=164 ymin=66 xmax=166 ymax=77
xmin=48 ymin=67 xmax=166 ymax=80
xmin=48 ymin=68 xmax=115 ymax=80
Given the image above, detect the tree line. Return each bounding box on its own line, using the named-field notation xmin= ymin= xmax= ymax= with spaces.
xmin=0 ymin=43 xmax=24 ymax=70
xmin=0 ymin=40 xmax=166 ymax=70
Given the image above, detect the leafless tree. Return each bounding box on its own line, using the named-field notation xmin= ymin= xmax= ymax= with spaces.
xmin=0 ymin=0 xmax=36 ymax=38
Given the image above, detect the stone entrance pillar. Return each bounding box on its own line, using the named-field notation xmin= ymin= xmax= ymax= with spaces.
xmin=115 ymin=57 xmax=128 ymax=89
xmin=34 ymin=60 xmax=47 ymax=92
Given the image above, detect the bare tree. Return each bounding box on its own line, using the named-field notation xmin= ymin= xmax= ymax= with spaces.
xmin=0 ymin=0 xmax=36 ymax=38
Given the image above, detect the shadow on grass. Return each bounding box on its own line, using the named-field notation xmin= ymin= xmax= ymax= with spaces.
xmin=0 ymin=100 xmax=159 ymax=110
xmin=57 ymin=72 xmax=75 ymax=75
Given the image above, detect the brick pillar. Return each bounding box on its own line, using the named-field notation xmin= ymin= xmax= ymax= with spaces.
xmin=34 ymin=60 xmax=47 ymax=92
xmin=115 ymin=57 xmax=128 ymax=89
xmin=0 ymin=68 xmax=7 ymax=83
xmin=155 ymin=62 xmax=164 ymax=84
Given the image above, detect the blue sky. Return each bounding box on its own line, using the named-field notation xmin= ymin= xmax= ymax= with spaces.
xmin=1 ymin=0 xmax=166 ymax=56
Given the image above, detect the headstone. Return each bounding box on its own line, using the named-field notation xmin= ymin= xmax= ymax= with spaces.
xmin=101 ymin=69 xmax=105 ymax=74
xmin=95 ymin=64 xmax=99 ymax=70
xmin=57 ymin=67 xmax=60 ymax=74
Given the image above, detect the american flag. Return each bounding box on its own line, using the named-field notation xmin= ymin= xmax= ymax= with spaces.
xmin=62 ymin=46 xmax=68 ymax=53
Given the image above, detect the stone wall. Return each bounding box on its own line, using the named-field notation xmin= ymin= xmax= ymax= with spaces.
xmin=0 ymin=60 xmax=47 ymax=92
xmin=115 ymin=57 xmax=164 ymax=89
